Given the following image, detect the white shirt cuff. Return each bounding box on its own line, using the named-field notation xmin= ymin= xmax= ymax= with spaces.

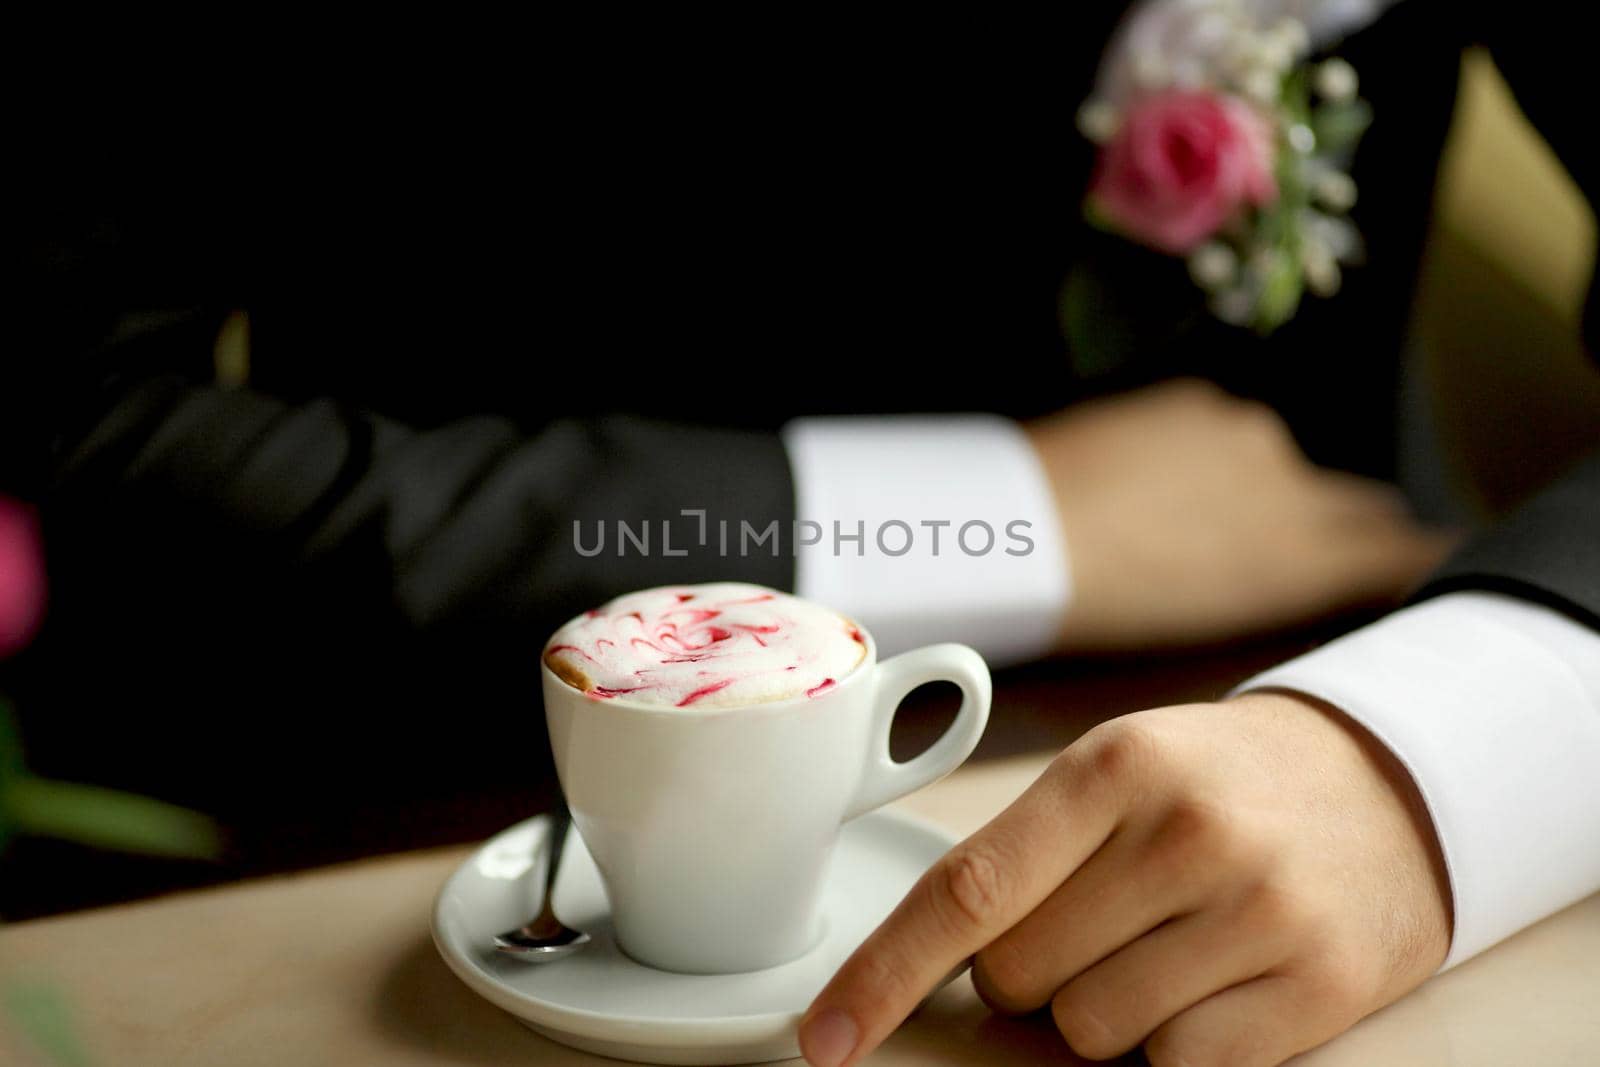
xmin=782 ymin=415 xmax=1069 ymax=667
xmin=1235 ymin=591 xmax=1600 ymax=969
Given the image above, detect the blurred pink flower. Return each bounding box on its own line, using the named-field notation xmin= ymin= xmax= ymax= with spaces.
xmin=0 ymin=495 xmax=46 ymax=658
xmin=1089 ymin=91 xmax=1278 ymax=255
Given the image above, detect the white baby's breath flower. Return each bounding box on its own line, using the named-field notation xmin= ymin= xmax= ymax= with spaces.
xmin=1313 ymin=170 xmax=1359 ymax=212
xmin=1252 ymin=28 xmax=1297 ymax=72
xmin=1133 ymin=48 xmax=1171 ymax=89
xmin=1211 ymin=285 xmax=1258 ymax=326
xmin=1300 ymin=209 xmax=1365 ymax=263
xmin=1092 ymin=0 xmax=1386 ymax=109
xmin=1217 ymin=39 xmax=1254 ymax=82
xmin=1248 ymin=246 xmax=1285 ymax=280
xmin=1241 ymin=65 xmax=1282 ymax=104
xmin=1301 ymin=240 xmax=1343 ymax=297
xmin=1314 ymin=57 xmax=1359 ymax=102
xmin=1188 ymin=242 xmax=1239 ymax=290
xmin=1268 ymin=17 xmax=1310 ymax=61
xmin=1188 ymin=10 xmax=1235 ymax=52
xmin=1076 ymin=100 xmax=1122 ymax=143
xmin=1287 ymin=122 xmax=1316 ymax=155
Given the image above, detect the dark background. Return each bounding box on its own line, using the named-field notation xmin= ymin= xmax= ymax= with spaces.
xmin=3 ymin=6 xmax=1598 ymax=919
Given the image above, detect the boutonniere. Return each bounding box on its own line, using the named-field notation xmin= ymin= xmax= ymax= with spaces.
xmin=1077 ymin=1 xmax=1372 ymax=334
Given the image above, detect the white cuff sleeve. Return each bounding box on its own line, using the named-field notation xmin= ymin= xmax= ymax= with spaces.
xmin=782 ymin=415 xmax=1069 ymax=667
xmin=1235 ymin=591 xmax=1600 ymax=969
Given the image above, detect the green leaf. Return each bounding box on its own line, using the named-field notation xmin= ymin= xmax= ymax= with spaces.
xmin=1254 ymin=255 xmax=1305 ymax=334
xmin=1312 ymin=100 xmax=1373 ymax=155
xmin=1280 ymin=66 xmax=1312 ymax=126
xmin=5 ymin=777 xmax=221 ymax=860
xmin=4 ymin=982 xmax=95 ymax=1067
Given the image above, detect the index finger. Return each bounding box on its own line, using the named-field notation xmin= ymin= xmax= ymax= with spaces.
xmin=798 ymin=737 xmax=1137 ymax=1067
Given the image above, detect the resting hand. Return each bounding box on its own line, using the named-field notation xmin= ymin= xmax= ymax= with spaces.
xmin=1026 ymin=380 xmax=1455 ymax=651
xmin=800 ymin=692 xmax=1452 ymax=1067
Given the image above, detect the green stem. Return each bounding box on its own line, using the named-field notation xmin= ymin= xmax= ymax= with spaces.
xmin=5 ymin=777 xmax=220 ymax=860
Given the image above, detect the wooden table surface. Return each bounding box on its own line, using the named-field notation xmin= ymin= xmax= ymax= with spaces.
xmin=3 ymin=643 xmax=1598 ymax=1066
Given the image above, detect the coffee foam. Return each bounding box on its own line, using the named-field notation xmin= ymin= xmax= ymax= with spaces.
xmin=544 ymin=583 xmax=867 ymax=708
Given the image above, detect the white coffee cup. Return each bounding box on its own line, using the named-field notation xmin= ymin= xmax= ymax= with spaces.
xmin=543 ymin=621 xmax=990 ymax=974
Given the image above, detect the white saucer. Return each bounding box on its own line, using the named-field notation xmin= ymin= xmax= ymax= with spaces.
xmin=432 ymin=807 xmax=956 ymax=1065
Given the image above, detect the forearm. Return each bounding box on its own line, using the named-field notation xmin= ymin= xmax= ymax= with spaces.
xmin=42 ymin=369 xmax=796 ymax=643
xmin=1238 ymin=590 xmax=1600 ymax=967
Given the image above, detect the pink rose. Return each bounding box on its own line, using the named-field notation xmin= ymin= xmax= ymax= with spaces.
xmin=0 ymin=495 xmax=46 ymax=658
xmin=1089 ymin=91 xmax=1278 ymax=255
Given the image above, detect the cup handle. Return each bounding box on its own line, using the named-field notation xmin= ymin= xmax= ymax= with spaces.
xmin=844 ymin=643 xmax=992 ymax=821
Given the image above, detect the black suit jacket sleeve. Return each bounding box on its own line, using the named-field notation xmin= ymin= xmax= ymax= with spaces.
xmin=1415 ymin=4 xmax=1600 ymax=628
xmin=1423 ymin=451 xmax=1600 ymax=629
xmin=15 ymin=273 xmax=795 ymax=656
xmin=49 ymin=365 xmax=797 ymax=638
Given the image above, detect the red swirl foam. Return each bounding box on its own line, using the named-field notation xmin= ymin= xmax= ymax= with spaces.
xmin=545 ymin=583 xmax=867 ymax=707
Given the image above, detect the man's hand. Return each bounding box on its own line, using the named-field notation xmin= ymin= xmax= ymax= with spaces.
xmin=1026 ymin=380 xmax=1456 ymax=651
xmin=799 ymin=693 xmax=1453 ymax=1067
